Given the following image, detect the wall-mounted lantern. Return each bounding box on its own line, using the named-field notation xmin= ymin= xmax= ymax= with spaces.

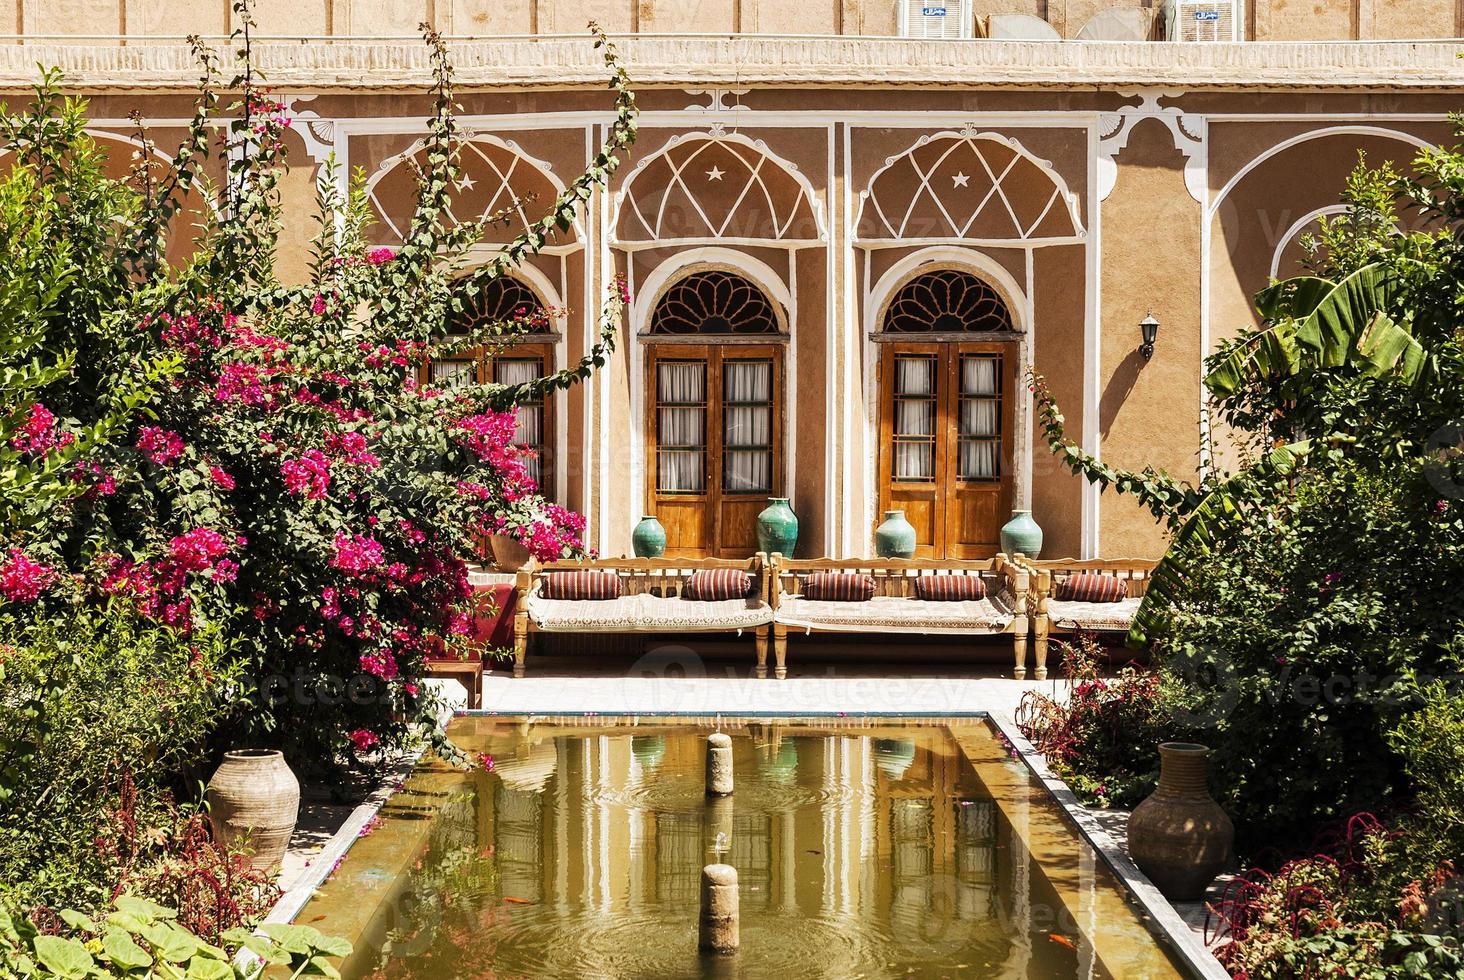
xmin=1139 ymin=313 xmax=1160 ymax=362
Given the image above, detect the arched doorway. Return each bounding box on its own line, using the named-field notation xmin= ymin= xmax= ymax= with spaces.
xmin=876 ymin=269 xmax=1016 ymax=559
xmin=644 ymin=269 xmax=785 ymax=558
xmin=427 ymin=275 xmax=558 ymax=492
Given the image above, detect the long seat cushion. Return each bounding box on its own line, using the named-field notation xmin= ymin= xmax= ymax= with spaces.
xmin=774 ymin=594 xmax=1015 ymax=634
xmin=1046 ymin=596 xmax=1143 ymax=631
xmin=525 ymin=592 xmax=772 ymax=632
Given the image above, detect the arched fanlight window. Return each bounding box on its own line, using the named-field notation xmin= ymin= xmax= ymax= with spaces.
xmin=881 ymin=270 xmax=1013 ymax=334
xmin=451 ymin=276 xmax=550 ymax=334
xmin=429 ymin=275 xmax=556 ymax=490
xmin=648 ymin=270 xmax=780 ymax=336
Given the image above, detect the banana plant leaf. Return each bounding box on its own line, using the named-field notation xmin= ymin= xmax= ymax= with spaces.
xmin=1128 ymin=440 xmax=1312 ymax=648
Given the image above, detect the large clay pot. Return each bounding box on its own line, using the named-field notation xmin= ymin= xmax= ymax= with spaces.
xmin=207 ymin=750 xmax=300 ymax=873
xmin=874 ymin=510 xmax=917 ymax=559
xmin=999 ymin=509 xmax=1044 ymax=559
xmin=1127 ymin=742 xmax=1234 ymax=901
xmin=489 ymin=533 xmax=532 ymax=571
xmin=755 ymin=497 xmax=799 ymax=557
xmin=631 ymin=515 xmax=667 ymax=558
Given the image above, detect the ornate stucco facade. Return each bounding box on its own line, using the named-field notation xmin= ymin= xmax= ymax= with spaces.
xmin=4 ymin=13 xmax=1463 ymax=560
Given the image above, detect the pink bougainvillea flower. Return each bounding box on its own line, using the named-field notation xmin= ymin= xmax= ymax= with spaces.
xmin=0 ymin=549 xmax=57 ymax=603
xmin=209 ymin=466 xmax=236 ymax=490
xmin=332 ymin=531 xmax=385 ymax=575
xmin=367 ymin=247 xmax=396 ymax=265
xmin=281 ymin=449 xmax=331 ymax=499
xmin=349 ymin=728 xmax=379 ymax=753
xmin=136 ymin=426 xmax=185 ymax=466
xmin=10 ymin=403 xmax=72 ymax=457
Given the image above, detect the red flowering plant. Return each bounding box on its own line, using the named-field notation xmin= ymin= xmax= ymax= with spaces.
xmin=5 ymin=12 xmax=638 ymax=769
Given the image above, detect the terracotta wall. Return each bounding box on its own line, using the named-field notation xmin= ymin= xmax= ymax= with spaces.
xmin=13 ymin=0 xmax=1464 ymax=39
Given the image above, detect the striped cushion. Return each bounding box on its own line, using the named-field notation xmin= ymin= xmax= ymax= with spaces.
xmin=803 ymin=573 xmax=877 ymax=602
xmin=686 ymin=569 xmax=753 ymax=601
xmin=540 ymin=570 xmax=623 ymax=600
xmin=1055 ymin=572 xmax=1128 ymax=603
xmin=913 ymin=574 xmax=987 ymax=601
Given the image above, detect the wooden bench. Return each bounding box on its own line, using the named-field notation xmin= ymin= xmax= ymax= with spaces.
xmin=1019 ymin=558 xmax=1158 ymax=680
xmin=511 ymin=555 xmax=773 ymax=678
xmin=768 ymin=555 xmax=1033 ymax=679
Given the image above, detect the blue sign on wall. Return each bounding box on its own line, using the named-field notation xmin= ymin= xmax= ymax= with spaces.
xmin=922 ymin=6 xmax=948 ymax=15
xmin=1194 ymin=9 xmax=1221 ymax=19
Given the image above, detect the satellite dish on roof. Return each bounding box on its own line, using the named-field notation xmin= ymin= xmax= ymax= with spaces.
xmin=1076 ymin=8 xmax=1153 ymax=40
xmin=985 ymin=13 xmax=1063 ymax=39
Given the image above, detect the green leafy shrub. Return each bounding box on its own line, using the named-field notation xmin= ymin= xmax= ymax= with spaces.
xmin=0 ymin=894 xmax=350 ymax=979
xmin=1015 ymin=636 xmax=1175 ymax=809
xmin=0 ymin=604 xmax=239 ymax=913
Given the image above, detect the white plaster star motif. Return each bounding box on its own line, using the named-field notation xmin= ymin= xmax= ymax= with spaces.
xmin=455 ymin=174 xmax=476 ymax=191
xmin=706 ymin=166 xmax=725 ymax=181
xmin=952 ymin=172 xmax=970 ymax=188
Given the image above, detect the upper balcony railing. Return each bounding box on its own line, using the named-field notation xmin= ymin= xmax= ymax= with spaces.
xmin=0 ymin=33 xmax=1461 ymax=92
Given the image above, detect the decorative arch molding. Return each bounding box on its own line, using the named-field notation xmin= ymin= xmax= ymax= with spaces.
xmin=612 ymin=130 xmax=827 ymax=247
xmin=1209 ymin=126 xmax=1437 ymax=221
xmin=364 ymin=133 xmax=583 ymax=247
xmin=630 ymin=246 xmax=794 ymax=336
xmin=1097 ymin=89 xmax=1206 ymax=203
xmin=626 ymin=246 xmax=799 ymax=548
xmin=1268 ymin=204 xmax=1347 ymax=280
xmin=864 ymin=247 xmax=1030 ymax=338
xmin=860 ymin=246 xmax=1036 ymax=551
xmin=68 ymin=129 xmax=223 ymax=219
xmin=856 ymin=129 xmax=1084 ymax=245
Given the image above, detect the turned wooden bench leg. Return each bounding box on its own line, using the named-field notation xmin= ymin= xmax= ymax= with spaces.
xmin=513 ymin=612 xmax=528 ymax=679
xmin=755 ymin=626 xmax=770 ymax=679
xmin=1033 ymin=617 xmax=1050 ymax=682
xmin=1012 ymin=618 xmax=1029 ymax=681
xmin=773 ymin=624 xmax=788 ymax=680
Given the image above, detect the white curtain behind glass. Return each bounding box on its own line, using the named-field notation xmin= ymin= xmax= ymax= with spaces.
xmin=657 ymin=361 xmax=707 ymax=492
xmin=893 ymin=356 xmax=936 ymax=481
xmin=723 ymin=360 xmax=772 ymax=493
xmin=495 ymin=358 xmax=544 ymax=485
xmin=430 ymin=359 xmax=475 ymax=388
xmin=958 ymin=355 xmax=999 ymax=480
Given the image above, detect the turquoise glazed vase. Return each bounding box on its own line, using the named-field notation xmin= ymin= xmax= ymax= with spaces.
xmin=756 ymin=497 xmax=799 ymax=557
xmin=631 ymin=515 xmax=666 ymax=558
xmin=874 ymin=510 xmax=917 ymax=558
xmin=999 ymin=509 xmax=1043 ymax=558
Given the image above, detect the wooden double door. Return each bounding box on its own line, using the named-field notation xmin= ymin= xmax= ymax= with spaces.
xmin=878 ymin=341 xmax=1015 ymax=559
xmin=646 ymin=343 xmax=783 ymax=558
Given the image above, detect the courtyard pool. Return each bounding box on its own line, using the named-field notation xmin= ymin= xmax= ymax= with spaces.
xmin=293 ymin=715 xmax=1199 ymax=978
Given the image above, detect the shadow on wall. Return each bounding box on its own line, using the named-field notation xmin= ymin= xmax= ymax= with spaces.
xmin=1098 ymin=347 xmax=1144 ymax=442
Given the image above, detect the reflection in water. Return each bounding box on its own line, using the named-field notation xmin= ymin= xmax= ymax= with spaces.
xmin=322 ymin=719 xmax=1186 ymax=980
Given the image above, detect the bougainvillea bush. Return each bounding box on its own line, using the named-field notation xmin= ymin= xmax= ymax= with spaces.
xmin=1 ymin=13 xmax=637 ymax=770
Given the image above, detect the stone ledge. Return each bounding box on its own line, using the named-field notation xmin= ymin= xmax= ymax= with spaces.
xmin=1 ymin=36 xmax=1462 ymax=92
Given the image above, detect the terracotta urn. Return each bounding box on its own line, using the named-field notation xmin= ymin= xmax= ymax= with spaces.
xmin=1127 ymin=742 xmax=1233 ymax=901
xmin=207 ymin=749 xmax=300 ymax=872
xmin=488 ymin=533 xmax=532 ymax=571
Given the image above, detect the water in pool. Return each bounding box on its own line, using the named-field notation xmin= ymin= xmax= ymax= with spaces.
xmin=300 ymin=715 xmax=1191 ymax=979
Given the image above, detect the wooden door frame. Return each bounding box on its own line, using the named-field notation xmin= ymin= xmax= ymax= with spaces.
xmin=877 ymin=338 xmax=1017 ymax=558
xmin=645 ymin=342 xmax=785 ymax=557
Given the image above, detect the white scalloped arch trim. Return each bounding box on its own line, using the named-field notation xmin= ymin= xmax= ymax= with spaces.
xmin=363 ymin=132 xmax=583 ymax=243
xmin=857 ymin=130 xmax=1085 ymax=243
xmin=611 ymin=131 xmax=828 ymax=244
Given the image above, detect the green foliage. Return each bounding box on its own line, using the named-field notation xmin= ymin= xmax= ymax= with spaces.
xmin=0 ymin=894 xmax=351 ymax=979
xmin=0 ymin=604 xmax=239 ymax=912
xmin=1029 ymin=118 xmax=1464 ymax=863
xmin=1015 ymin=636 xmax=1172 ymax=810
